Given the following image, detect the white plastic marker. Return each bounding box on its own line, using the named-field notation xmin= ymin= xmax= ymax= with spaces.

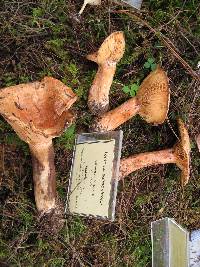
xmin=190 ymin=229 xmax=200 ymax=267
xmin=79 ymin=0 xmax=101 ymax=15
xmin=121 ymin=0 xmax=143 ymax=9
xmin=151 ymin=218 xmax=189 ymax=267
xmin=151 ymin=217 xmax=200 ymax=267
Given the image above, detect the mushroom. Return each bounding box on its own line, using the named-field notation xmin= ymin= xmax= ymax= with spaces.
xmin=0 ymin=77 xmax=77 ymax=213
xmin=79 ymin=0 xmax=101 ymax=15
xmin=120 ymin=118 xmax=190 ymax=186
xmin=87 ymin=31 xmax=125 ymax=115
xmin=92 ymin=66 xmax=170 ymax=131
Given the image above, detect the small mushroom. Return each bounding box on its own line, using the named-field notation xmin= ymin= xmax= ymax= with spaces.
xmin=87 ymin=31 xmax=125 ymax=115
xmin=0 ymin=77 xmax=77 ymax=213
xmin=120 ymin=119 xmax=190 ymax=186
xmin=92 ymin=66 xmax=170 ymax=131
xmin=79 ymin=0 xmax=101 ymax=15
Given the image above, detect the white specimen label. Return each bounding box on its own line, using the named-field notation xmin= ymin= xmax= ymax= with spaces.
xmin=190 ymin=229 xmax=200 ymax=267
xmin=68 ymin=139 xmax=115 ymax=218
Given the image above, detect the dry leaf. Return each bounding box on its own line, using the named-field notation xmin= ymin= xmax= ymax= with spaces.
xmin=79 ymin=0 xmax=101 ymax=15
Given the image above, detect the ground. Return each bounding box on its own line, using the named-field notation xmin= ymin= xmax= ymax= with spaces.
xmin=0 ymin=0 xmax=200 ymax=266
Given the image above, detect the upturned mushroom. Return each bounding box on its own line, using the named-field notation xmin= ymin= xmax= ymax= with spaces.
xmin=87 ymin=31 xmax=125 ymax=115
xmin=0 ymin=77 xmax=77 ymax=213
xmin=92 ymin=66 xmax=170 ymax=131
xmin=120 ymin=118 xmax=190 ymax=186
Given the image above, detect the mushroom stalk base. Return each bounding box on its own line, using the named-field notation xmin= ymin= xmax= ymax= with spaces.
xmin=93 ymin=97 xmax=140 ymax=132
xmin=120 ymin=148 xmax=176 ymax=179
xmin=29 ymin=140 xmax=56 ymax=213
xmin=88 ymin=62 xmax=116 ymax=115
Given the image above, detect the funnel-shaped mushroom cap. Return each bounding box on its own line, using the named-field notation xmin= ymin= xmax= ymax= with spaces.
xmin=86 ymin=31 xmax=125 ymax=65
xmin=0 ymin=77 xmax=77 ymax=144
xmin=137 ymin=66 xmax=170 ymax=125
xmin=174 ymin=118 xmax=190 ymax=186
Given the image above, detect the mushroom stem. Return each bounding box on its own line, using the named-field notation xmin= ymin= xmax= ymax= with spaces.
xmin=120 ymin=148 xmax=175 ymax=179
xmin=92 ymin=97 xmax=140 ymax=131
xmin=29 ymin=140 xmax=56 ymax=213
xmin=88 ymin=62 xmax=116 ymax=114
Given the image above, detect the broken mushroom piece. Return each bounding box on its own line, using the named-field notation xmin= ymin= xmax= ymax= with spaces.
xmin=0 ymin=77 xmax=77 ymax=213
xmin=120 ymin=118 xmax=190 ymax=186
xmin=92 ymin=66 xmax=170 ymax=131
xmin=87 ymin=31 xmax=125 ymax=115
xmin=79 ymin=0 xmax=101 ymax=15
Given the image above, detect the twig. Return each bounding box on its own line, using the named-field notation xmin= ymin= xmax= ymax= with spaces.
xmin=57 ymin=237 xmax=88 ymax=267
xmin=166 ymin=117 xmax=180 ymax=141
xmin=187 ymin=80 xmax=200 ymax=127
xmin=113 ymin=10 xmax=200 ymax=82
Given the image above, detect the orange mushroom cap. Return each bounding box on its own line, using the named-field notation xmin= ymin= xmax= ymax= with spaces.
xmin=87 ymin=31 xmax=125 ymax=65
xmin=137 ymin=66 xmax=170 ymax=125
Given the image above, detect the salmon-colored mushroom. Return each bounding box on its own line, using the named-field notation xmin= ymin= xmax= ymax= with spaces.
xmin=120 ymin=119 xmax=190 ymax=186
xmin=0 ymin=77 xmax=77 ymax=213
xmin=87 ymin=31 xmax=125 ymax=115
xmin=93 ymin=66 xmax=170 ymax=131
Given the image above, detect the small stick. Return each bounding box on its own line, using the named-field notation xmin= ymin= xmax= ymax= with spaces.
xmin=113 ymin=10 xmax=200 ymax=82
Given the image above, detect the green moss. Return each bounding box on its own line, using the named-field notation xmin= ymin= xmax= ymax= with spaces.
xmin=125 ymin=230 xmax=151 ymax=267
xmin=55 ymin=124 xmax=76 ymax=150
xmin=0 ymin=0 xmax=199 ymax=266
xmin=68 ymin=217 xmax=87 ymax=238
